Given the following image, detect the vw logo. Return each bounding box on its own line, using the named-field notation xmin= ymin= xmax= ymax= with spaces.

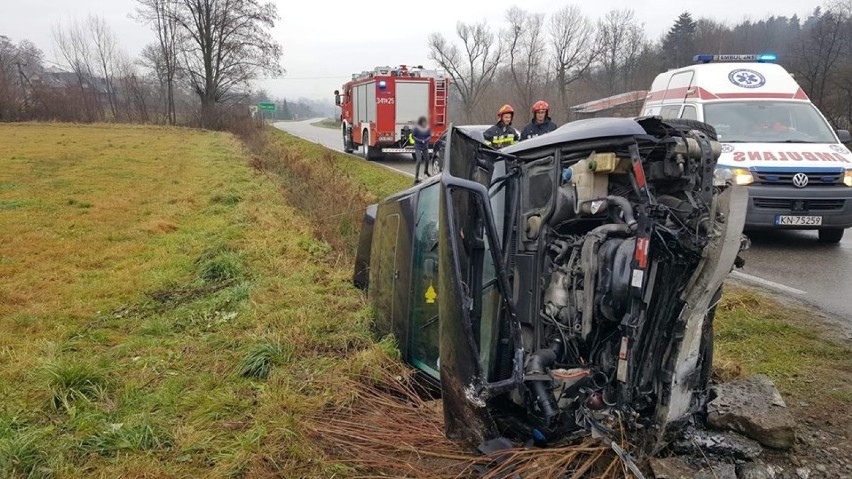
xmin=728 ymin=69 xmax=766 ymax=89
xmin=792 ymin=172 xmax=809 ymax=188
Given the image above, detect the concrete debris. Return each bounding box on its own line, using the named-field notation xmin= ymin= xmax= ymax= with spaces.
xmin=736 ymin=463 xmax=776 ymax=479
xmin=707 ymin=375 xmax=796 ymax=450
xmin=673 ymin=426 xmax=763 ymax=460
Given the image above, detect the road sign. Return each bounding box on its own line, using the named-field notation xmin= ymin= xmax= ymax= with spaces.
xmin=258 ymin=102 xmax=276 ymax=112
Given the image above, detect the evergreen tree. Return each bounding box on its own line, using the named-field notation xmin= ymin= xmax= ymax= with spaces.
xmin=663 ymin=12 xmax=697 ymax=68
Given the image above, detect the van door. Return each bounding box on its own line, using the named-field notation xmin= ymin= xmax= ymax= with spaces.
xmin=663 ymin=71 xmax=695 ymax=104
xmin=409 ymin=183 xmax=441 ymax=379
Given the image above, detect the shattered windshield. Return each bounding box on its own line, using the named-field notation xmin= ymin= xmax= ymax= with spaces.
xmin=703 ymin=101 xmax=837 ymax=143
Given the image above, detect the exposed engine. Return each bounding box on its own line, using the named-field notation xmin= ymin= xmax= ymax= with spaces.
xmin=494 ymin=119 xmax=746 ymax=450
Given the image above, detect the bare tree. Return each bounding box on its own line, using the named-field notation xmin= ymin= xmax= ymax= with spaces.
xmin=87 ymin=15 xmax=119 ymax=119
xmin=171 ymin=0 xmax=283 ymax=128
xmin=790 ymin=4 xmax=850 ymax=115
xmin=597 ymin=9 xmax=646 ymax=95
xmin=549 ymin=4 xmax=599 ymax=122
xmin=429 ymin=21 xmax=503 ymax=123
xmin=504 ymin=7 xmax=547 ymax=114
xmin=135 ymin=0 xmax=180 ymax=124
xmin=53 ymin=19 xmax=102 ymax=121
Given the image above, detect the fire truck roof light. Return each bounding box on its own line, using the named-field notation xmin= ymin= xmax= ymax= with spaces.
xmin=693 ymin=53 xmax=778 ymax=64
xmin=378 ymin=80 xmax=387 ymax=89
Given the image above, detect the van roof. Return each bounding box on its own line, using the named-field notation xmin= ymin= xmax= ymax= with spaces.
xmin=646 ymin=62 xmax=808 ymax=104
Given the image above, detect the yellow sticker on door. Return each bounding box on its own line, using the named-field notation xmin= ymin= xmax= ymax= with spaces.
xmin=425 ymin=284 xmax=437 ymax=304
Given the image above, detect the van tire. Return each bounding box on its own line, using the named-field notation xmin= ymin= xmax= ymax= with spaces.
xmin=818 ymin=228 xmax=844 ymax=244
xmin=664 ymin=119 xmax=718 ymax=141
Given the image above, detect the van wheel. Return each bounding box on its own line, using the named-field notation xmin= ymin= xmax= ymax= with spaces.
xmin=663 ymin=119 xmax=718 ymax=141
xmin=818 ymin=228 xmax=844 ymax=243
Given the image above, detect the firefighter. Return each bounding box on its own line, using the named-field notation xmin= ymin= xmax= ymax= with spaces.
xmin=521 ymin=101 xmax=557 ymax=140
xmin=411 ymin=116 xmax=432 ymax=183
xmin=483 ymin=105 xmax=520 ymax=148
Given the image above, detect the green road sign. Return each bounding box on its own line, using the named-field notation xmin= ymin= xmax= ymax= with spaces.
xmin=258 ymin=102 xmax=276 ymax=111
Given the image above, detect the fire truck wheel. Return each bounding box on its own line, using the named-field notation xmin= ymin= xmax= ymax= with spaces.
xmin=343 ymin=126 xmax=354 ymax=153
xmin=363 ymin=130 xmax=381 ymax=161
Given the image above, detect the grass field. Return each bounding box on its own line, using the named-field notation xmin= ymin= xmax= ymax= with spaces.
xmin=0 ymin=123 xmax=394 ymax=478
xmin=1 ymin=123 xmax=849 ymax=478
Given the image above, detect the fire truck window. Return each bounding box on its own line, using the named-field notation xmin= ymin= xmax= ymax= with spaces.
xmin=680 ymin=105 xmax=697 ymax=120
xmin=660 ymin=105 xmax=681 ymax=119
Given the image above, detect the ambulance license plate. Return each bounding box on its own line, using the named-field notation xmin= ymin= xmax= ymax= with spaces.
xmin=775 ymin=215 xmax=822 ymax=226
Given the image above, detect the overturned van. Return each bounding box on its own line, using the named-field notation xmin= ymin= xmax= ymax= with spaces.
xmin=354 ymin=118 xmax=747 ymax=453
xmin=642 ymin=54 xmax=852 ymax=243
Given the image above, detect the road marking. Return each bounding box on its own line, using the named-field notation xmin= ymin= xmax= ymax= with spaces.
xmin=730 ymin=271 xmax=807 ymax=295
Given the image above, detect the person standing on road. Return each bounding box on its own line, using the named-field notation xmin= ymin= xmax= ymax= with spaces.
xmin=411 ymin=116 xmax=432 ymax=183
xmin=483 ymin=105 xmax=520 ymax=148
xmin=521 ymin=101 xmax=557 ymax=141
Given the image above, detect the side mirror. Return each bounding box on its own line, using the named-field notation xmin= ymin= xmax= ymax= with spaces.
xmin=837 ymin=129 xmax=851 ymax=144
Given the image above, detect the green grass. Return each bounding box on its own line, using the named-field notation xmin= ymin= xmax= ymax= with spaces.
xmin=0 ymin=123 xmax=399 ymax=478
xmin=310 ymin=118 xmax=341 ymax=130
xmin=714 ymin=288 xmax=852 ymax=405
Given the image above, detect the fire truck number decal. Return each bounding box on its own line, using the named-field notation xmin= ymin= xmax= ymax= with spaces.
xmin=376 ymin=97 xmax=395 ymax=105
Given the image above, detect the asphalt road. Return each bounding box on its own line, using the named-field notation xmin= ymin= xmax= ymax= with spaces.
xmin=273 ymin=119 xmax=418 ymax=178
xmin=274 ymin=119 xmax=852 ymax=324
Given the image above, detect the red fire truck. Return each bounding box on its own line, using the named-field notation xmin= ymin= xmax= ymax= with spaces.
xmin=334 ymin=65 xmax=449 ymax=160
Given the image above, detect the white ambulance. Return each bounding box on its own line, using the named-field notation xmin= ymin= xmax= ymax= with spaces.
xmin=642 ymin=54 xmax=852 ymax=243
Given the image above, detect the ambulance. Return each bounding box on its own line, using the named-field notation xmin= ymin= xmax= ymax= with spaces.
xmin=642 ymin=54 xmax=852 ymax=243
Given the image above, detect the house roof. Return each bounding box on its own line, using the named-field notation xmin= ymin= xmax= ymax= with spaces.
xmin=571 ymin=91 xmax=648 ymax=114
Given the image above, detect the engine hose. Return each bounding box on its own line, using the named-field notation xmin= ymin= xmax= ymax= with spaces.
xmin=605 ymin=196 xmax=637 ymax=231
xmin=525 ymin=339 xmax=564 ymax=425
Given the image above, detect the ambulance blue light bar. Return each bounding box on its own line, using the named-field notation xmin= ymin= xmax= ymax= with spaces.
xmin=693 ymin=54 xmax=777 ymax=63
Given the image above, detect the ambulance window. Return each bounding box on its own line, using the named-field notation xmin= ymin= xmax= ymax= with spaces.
xmin=660 ymin=105 xmax=681 ymax=119
xmin=681 ymin=105 xmax=697 ymax=120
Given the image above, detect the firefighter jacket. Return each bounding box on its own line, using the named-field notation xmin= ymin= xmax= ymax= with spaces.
xmin=521 ymin=118 xmax=557 ymax=140
xmin=483 ymin=123 xmax=520 ymax=148
xmin=410 ymin=124 xmax=432 ymax=150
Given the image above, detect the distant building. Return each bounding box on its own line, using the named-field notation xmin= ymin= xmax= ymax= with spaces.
xmin=571 ymin=91 xmax=648 ymax=119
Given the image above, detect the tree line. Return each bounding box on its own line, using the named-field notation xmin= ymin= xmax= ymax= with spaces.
xmin=0 ymin=0 xmax=283 ymax=129
xmin=431 ymin=0 xmax=852 ymax=129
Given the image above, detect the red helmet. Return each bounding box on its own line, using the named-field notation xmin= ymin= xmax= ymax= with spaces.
xmin=497 ymin=104 xmax=515 ymax=117
xmin=532 ymin=100 xmax=549 ymax=113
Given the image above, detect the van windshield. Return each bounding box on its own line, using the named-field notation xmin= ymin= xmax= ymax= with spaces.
xmin=703 ymin=101 xmax=837 ymax=143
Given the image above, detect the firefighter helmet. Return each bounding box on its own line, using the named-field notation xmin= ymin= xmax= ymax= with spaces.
xmin=531 ymin=100 xmax=549 ymax=113
xmin=497 ymin=104 xmax=515 ymax=117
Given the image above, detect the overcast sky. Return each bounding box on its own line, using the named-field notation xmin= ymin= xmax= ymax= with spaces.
xmin=1 ymin=0 xmax=815 ymax=102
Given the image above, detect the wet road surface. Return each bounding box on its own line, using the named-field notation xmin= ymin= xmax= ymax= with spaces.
xmin=273 ymin=119 xmax=418 ymax=178
xmin=274 ymin=119 xmax=852 ymax=324
xmin=736 ymin=229 xmax=852 ymax=322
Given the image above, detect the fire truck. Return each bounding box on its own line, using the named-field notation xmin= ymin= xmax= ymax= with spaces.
xmin=334 ymin=65 xmax=449 ymax=160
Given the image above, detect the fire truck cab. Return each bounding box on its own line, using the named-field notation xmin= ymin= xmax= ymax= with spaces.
xmin=641 ymin=54 xmax=852 ymax=243
xmin=334 ymin=65 xmax=449 ymax=160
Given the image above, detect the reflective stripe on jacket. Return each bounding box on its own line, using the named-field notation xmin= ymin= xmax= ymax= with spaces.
xmin=483 ymin=123 xmax=520 ymax=148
